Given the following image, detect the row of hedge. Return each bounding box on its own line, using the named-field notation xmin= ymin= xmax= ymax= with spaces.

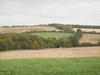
xmin=0 ymin=29 xmax=100 ymax=51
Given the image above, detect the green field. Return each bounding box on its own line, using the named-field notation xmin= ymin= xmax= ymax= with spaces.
xmin=32 ymin=33 xmax=75 ymax=39
xmin=90 ymin=38 xmax=100 ymax=41
xmin=0 ymin=57 xmax=100 ymax=75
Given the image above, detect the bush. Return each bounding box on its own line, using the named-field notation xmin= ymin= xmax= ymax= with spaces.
xmin=80 ymin=43 xmax=96 ymax=46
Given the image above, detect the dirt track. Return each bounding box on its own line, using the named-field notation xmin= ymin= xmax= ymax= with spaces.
xmin=0 ymin=47 xmax=100 ymax=59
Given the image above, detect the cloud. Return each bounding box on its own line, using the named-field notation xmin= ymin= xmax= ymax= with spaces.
xmin=0 ymin=0 xmax=100 ymax=26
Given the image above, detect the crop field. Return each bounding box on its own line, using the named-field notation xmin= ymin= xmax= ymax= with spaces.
xmin=0 ymin=57 xmax=100 ymax=75
xmin=32 ymin=33 xmax=75 ymax=39
xmin=0 ymin=26 xmax=100 ymax=75
xmin=0 ymin=27 xmax=63 ymax=33
xmin=0 ymin=47 xmax=100 ymax=59
xmin=73 ymin=28 xmax=100 ymax=33
xmin=79 ymin=34 xmax=100 ymax=44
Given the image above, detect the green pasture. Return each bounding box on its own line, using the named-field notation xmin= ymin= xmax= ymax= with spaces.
xmin=90 ymin=38 xmax=100 ymax=41
xmin=0 ymin=57 xmax=100 ymax=75
xmin=32 ymin=33 xmax=75 ymax=39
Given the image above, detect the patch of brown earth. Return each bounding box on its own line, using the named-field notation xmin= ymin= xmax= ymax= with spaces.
xmin=0 ymin=47 xmax=100 ymax=59
xmin=79 ymin=34 xmax=100 ymax=44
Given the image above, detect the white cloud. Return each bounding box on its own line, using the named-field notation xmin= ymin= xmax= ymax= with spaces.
xmin=0 ymin=0 xmax=100 ymax=26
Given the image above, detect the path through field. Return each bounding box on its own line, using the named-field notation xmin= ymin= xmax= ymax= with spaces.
xmin=0 ymin=47 xmax=100 ymax=59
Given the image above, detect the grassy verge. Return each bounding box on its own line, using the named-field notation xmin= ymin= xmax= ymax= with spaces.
xmin=0 ymin=57 xmax=100 ymax=75
xmin=32 ymin=33 xmax=75 ymax=39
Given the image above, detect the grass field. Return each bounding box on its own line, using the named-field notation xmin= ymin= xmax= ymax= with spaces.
xmin=0 ymin=57 xmax=100 ymax=75
xmin=32 ymin=33 xmax=75 ymax=39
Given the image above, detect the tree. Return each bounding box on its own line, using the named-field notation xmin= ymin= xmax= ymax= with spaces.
xmin=55 ymin=25 xmax=73 ymax=32
xmin=32 ymin=41 xmax=40 ymax=49
xmin=58 ymin=38 xmax=71 ymax=47
xmin=68 ymin=36 xmax=79 ymax=47
xmin=0 ymin=41 xmax=8 ymax=51
xmin=5 ymin=38 xmax=14 ymax=50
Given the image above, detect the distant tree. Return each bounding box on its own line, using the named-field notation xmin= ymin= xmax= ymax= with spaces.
xmin=55 ymin=25 xmax=73 ymax=32
xmin=64 ymin=26 xmax=73 ymax=32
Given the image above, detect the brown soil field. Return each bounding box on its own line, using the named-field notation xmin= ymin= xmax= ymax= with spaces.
xmin=0 ymin=47 xmax=100 ymax=59
xmin=73 ymin=28 xmax=100 ymax=33
xmin=0 ymin=27 xmax=63 ymax=33
xmin=80 ymin=34 xmax=100 ymax=44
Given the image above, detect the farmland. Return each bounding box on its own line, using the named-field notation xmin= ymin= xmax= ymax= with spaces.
xmin=0 ymin=47 xmax=100 ymax=59
xmin=0 ymin=25 xmax=100 ymax=75
xmin=0 ymin=57 xmax=100 ymax=75
xmin=32 ymin=33 xmax=75 ymax=39
xmin=0 ymin=27 xmax=100 ymax=75
xmin=79 ymin=34 xmax=100 ymax=44
xmin=73 ymin=28 xmax=100 ymax=33
xmin=0 ymin=26 xmax=100 ymax=33
xmin=0 ymin=27 xmax=63 ymax=33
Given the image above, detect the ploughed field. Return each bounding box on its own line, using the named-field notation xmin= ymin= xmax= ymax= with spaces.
xmin=0 ymin=27 xmax=63 ymax=33
xmin=0 ymin=47 xmax=100 ymax=59
xmin=79 ymin=34 xmax=100 ymax=44
xmin=73 ymin=28 xmax=100 ymax=33
xmin=32 ymin=33 xmax=75 ymax=39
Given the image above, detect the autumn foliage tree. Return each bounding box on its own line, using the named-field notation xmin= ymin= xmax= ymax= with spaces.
xmin=0 ymin=29 xmax=98 ymax=51
xmin=55 ymin=25 xmax=73 ymax=32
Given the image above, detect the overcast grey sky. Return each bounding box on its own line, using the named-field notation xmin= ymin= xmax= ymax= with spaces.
xmin=0 ymin=0 xmax=100 ymax=26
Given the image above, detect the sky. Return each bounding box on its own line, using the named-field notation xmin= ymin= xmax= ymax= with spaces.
xmin=0 ymin=0 xmax=100 ymax=26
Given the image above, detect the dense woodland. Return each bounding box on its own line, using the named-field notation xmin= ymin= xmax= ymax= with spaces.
xmin=2 ymin=23 xmax=100 ymax=29
xmin=48 ymin=23 xmax=100 ymax=29
xmin=48 ymin=24 xmax=100 ymax=34
xmin=69 ymin=25 xmax=100 ymax=29
xmin=0 ymin=29 xmax=100 ymax=51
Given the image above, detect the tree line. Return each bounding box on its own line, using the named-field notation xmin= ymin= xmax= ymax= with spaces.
xmin=69 ymin=25 xmax=100 ymax=29
xmin=48 ymin=23 xmax=100 ymax=34
xmin=48 ymin=23 xmax=100 ymax=29
xmin=1 ymin=23 xmax=100 ymax=29
xmin=0 ymin=29 xmax=100 ymax=51
xmin=48 ymin=23 xmax=74 ymax=33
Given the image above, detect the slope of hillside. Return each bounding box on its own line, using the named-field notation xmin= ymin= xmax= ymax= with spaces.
xmin=0 ymin=47 xmax=100 ymax=59
xmin=79 ymin=34 xmax=100 ymax=44
xmin=73 ymin=28 xmax=100 ymax=33
xmin=0 ymin=27 xmax=63 ymax=33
